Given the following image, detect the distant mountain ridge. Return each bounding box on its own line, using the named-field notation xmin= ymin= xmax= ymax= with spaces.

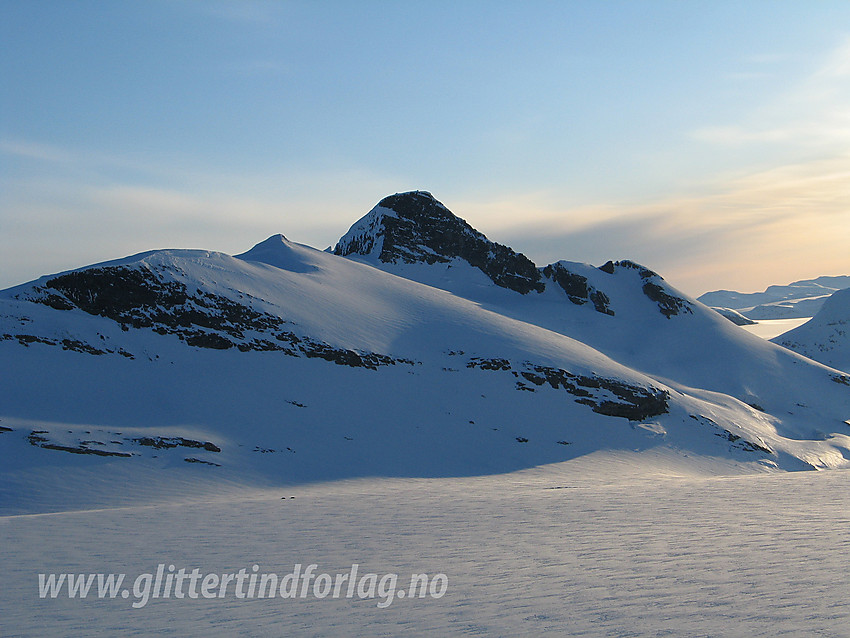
xmin=699 ymin=276 xmax=850 ymax=320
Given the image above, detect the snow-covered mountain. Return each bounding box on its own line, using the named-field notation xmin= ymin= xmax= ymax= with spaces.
xmin=699 ymin=275 xmax=850 ymax=320
xmin=3 ymin=191 xmax=850 ymax=514
xmin=773 ymin=288 xmax=850 ymax=373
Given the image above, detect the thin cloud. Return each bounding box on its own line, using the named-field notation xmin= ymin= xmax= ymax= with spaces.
xmin=0 ymin=143 xmax=410 ymax=288
xmin=689 ymin=125 xmax=794 ymax=146
xmin=724 ymin=71 xmax=773 ymax=81
xmin=0 ymin=140 xmax=75 ymax=164
xmin=746 ymin=53 xmax=790 ymax=65
xmin=498 ymin=155 xmax=850 ymax=295
xmin=814 ymin=36 xmax=850 ymax=78
xmin=689 ymin=35 xmax=850 ymax=151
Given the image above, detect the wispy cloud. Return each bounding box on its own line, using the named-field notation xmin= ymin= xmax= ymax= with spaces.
xmin=0 ymin=137 xmax=188 ymax=182
xmin=691 ymin=35 xmax=850 ymax=150
xmin=689 ymin=125 xmax=796 ymax=147
xmin=724 ymin=71 xmax=773 ymax=81
xmin=813 ymin=36 xmax=850 ymax=78
xmin=0 ymin=140 xmax=76 ymax=164
xmin=492 ymin=154 xmax=850 ymax=295
xmin=0 ymin=138 xmax=409 ymax=287
xmin=746 ymin=53 xmax=790 ymax=65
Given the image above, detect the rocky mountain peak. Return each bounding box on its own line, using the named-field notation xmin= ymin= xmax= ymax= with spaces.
xmin=334 ymin=191 xmax=544 ymax=294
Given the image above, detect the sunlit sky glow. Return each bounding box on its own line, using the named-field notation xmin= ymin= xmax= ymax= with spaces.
xmin=2 ymin=0 xmax=850 ymax=295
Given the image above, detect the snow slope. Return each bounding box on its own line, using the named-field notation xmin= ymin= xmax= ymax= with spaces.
xmin=335 ymin=192 xmax=850 ymax=452
xmin=2 ymin=192 xmax=850 ymax=518
xmin=773 ymin=287 xmax=850 ymax=372
xmin=712 ymin=307 xmax=757 ymax=325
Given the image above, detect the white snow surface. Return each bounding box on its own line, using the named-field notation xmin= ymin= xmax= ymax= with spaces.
xmin=3 ymin=462 xmax=850 ymax=636
xmin=773 ymin=287 xmax=850 ymax=373
xmin=2 ymin=235 xmax=850 ymax=519
xmin=712 ymin=307 xmax=756 ymax=325
xmin=4 ymin=224 xmax=850 ymax=635
xmin=341 ymin=253 xmax=850 ymax=445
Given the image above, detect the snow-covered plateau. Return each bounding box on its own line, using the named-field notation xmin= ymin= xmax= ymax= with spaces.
xmin=2 ymin=191 xmax=850 ymax=635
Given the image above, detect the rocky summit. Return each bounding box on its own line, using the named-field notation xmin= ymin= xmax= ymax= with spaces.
xmin=335 ymin=191 xmax=694 ymax=319
xmin=335 ymin=191 xmax=544 ymax=294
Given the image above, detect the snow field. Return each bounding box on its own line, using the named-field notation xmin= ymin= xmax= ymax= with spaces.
xmin=2 ymin=461 xmax=849 ymax=637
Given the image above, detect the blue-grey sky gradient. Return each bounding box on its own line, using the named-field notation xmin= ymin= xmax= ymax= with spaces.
xmin=3 ymin=1 xmax=850 ymax=294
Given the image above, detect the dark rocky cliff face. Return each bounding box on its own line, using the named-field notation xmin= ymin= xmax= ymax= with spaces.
xmin=335 ymin=191 xmax=544 ymax=294
xmin=542 ymin=262 xmax=614 ymax=316
xmin=601 ymin=260 xmax=693 ymax=319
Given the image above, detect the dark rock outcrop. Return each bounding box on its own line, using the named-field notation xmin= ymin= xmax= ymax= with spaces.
xmin=335 ymin=191 xmax=544 ymax=294
xmin=463 ymin=356 xmax=669 ymax=421
xmin=27 ymin=431 xmax=133 ymax=457
xmin=689 ymin=415 xmax=773 ymax=454
xmin=542 ymin=263 xmax=614 ymax=315
xmin=134 ymin=436 xmax=221 ymax=452
xmin=23 ymin=265 xmax=418 ymax=370
xmin=613 ymin=260 xmax=693 ymax=319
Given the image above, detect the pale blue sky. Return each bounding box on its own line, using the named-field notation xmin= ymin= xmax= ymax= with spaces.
xmin=3 ymin=1 xmax=850 ymax=294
